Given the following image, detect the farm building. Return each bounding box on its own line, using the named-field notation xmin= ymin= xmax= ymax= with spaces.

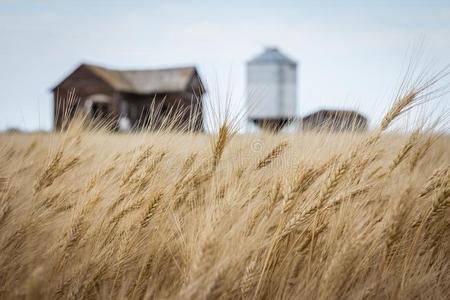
xmin=247 ymin=47 xmax=298 ymax=131
xmin=302 ymin=109 xmax=368 ymax=132
xmin=52 ymin=64 xmax=205 ymax=131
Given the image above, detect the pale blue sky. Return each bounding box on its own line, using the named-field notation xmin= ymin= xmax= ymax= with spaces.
xmin=1 ymin=0 xmax=449 ymax=131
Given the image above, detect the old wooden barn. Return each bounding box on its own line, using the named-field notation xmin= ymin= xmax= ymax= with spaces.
xmin=52 ymin=64 xmax=205 ymax=131
xmin=302 ymin=109 xmax=368 ymax=132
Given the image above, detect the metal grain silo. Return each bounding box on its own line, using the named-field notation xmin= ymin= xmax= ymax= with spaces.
xmin=247 ymin=47 xmax=297 ymax=131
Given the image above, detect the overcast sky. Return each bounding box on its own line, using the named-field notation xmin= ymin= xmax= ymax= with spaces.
xmin=0 ymin=0 xmax=449 ymax=131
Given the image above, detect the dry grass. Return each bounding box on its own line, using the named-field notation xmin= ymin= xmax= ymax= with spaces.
xmin=0 ymin=85 xmax=450 ymax=299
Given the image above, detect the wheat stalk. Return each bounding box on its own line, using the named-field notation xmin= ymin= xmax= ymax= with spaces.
xmin=212 ymin=124 xmax=230 ymax=170
xmin=110 ymin=196 xmax=146 ymax=226
xmin=380 ymin=91 xmax=417 ymax=131
xmin=388 ymin=131 xmax=420 ymax=173
xmin=384 ymin=188 xmax=410 ymax=257
xmin=409 ymin=136 xmax=433 ymax=171
xmin=240 ymin=256 xmax=258 ymax=297
xmin=256 ymin=141 xmax=289 ymax=170
xmin=120 ymin=146 xmax=153 ymax=187
xmin=140 ymin=192 xmax=163 ymax=228
xmin=316 ymin=158 xmax=350 ymax=208
xmin=33 ymin=149 xmax=63 ymax=193
xmin=419 ymin=167 xmax=448 ymax=197
xmin=426 ymin=182 xmax=450 ymax=226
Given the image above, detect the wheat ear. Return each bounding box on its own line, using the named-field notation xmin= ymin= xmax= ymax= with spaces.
xmin=212 ymin=124 xmax=230 ymax=170
xmin=256 ymin=141 xmax=289 ymax=170
xmin=409 ymin=136 xmax=433 ymax=171
xmin=140 ymin=192 xmax=163 ymax=228
xmin=388 ymin=131 xmax=420 ymax=173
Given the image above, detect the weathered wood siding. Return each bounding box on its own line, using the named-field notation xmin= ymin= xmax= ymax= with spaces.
xmin=53 ymin=66 xmax=118 ymax=130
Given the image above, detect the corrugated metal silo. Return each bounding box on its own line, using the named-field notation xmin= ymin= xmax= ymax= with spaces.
xmin=247 ymin=47 xmax=297 ymax=131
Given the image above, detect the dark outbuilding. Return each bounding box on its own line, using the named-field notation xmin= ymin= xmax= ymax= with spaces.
xmin=302 ymin=109 xmax=368 ymax=132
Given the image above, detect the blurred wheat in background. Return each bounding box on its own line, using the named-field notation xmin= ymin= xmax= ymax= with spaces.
xmin=0 ymin=77 xmax=449 ymax=299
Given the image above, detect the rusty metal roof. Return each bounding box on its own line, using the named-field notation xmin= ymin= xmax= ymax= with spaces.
xmin=55 ymin=64 xmax=200 ymax=94
xmin=87 ymin=64 xmax=198 ymax=94
xmin=302 ymin=109 xmax=367 ymax=121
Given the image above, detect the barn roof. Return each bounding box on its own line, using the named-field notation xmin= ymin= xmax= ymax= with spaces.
xmin=302 ymin=109 xmax=367 ymax=121
xmin=54 ymin=64 xmax=201 ymax=94
xmin=248 ymin=47 xmax=296 ymax=65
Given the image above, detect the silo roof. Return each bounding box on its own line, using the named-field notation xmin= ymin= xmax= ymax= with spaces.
xmin=248 ymin=47 xmax=296 ymax=65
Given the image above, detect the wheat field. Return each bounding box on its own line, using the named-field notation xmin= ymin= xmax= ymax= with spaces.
xmin=0 ymin=85 xmax=450 ymax=300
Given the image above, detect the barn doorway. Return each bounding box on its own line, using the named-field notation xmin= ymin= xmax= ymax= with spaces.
xmin=85 ymin=94 xmax=111 ymax=122
xmin=91 ymin=102 xmax=109 ymax=119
